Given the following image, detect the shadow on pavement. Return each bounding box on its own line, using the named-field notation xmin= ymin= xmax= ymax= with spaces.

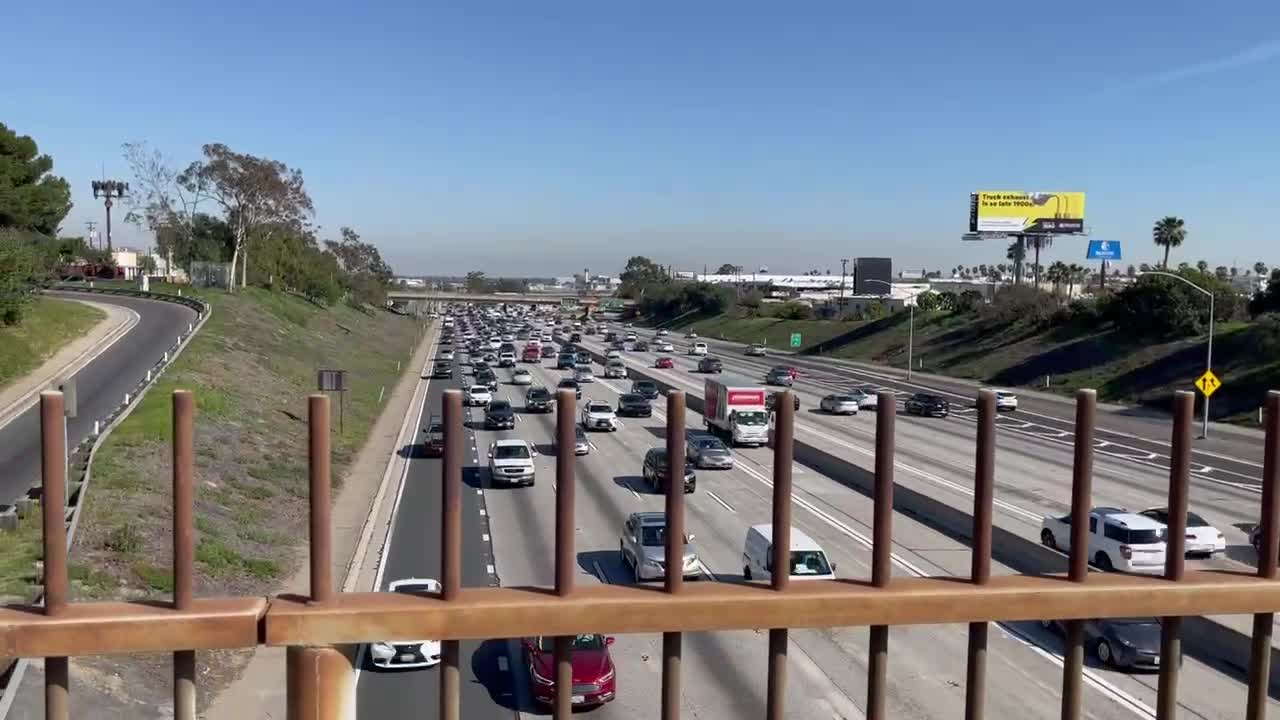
xmin=470 ymin=638 xmax=528 ymax=712
xmin=577 ymin=549 xmax=625 ymax=585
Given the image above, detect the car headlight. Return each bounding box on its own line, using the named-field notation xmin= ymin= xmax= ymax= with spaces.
xmin=644 ymin=559 xmax=663 ymax=568
xmin=530 ymin=664 xmax=555 ymax=685
xmin=371 ymin=642 xmax=394 ymax=655
xmin=598 ymin=667 xmax=615 ymax=684
xmin=1116 ymin=636 xmax=1134 ymax=647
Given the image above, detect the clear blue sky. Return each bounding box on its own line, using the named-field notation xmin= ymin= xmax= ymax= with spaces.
xmin=4 ymin=1 xmax=1278 ymax=277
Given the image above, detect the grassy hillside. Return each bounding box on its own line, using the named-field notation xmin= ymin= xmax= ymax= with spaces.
xmin=0 ymin=296 xmax=105 ymax=391
xmin=679 ymin=309 xmax=1280 ymax=424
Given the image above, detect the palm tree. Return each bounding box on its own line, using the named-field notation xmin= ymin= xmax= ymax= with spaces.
xmin=1215 ymin=266 xmax=1229 ymax=280
xmin=1067 ymin=263 xmax=1085 ymax=296
xmin=1177 ymin=261 xmax=1190 ymax=271
xmin=1046 ymin=261 xmax=1066 ymax=294
xmin=1152 ymin=216 xmax=1186 ymax=268
xmin=1006 ymin=240 xmax=1026 ymax=285
xmin=1231 ymin=266 xmax=1239 ymax=277
xmin=1196 ymin=259 xmax=1209 ymax=274
xmin=1026 ymin=236 xmax=1052 ymax=288
xmin=1256 ymin=262 xmax=1269 ymax=277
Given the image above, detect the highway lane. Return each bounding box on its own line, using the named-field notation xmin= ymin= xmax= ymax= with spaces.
xmin=572 ymin=330 xmax=1280 ymax=719
xmin=0 ymin=292 xmax=196 ymax=505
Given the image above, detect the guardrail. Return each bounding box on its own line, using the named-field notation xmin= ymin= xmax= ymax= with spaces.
xmin=0 ymin=284 xmax=211 ymax=718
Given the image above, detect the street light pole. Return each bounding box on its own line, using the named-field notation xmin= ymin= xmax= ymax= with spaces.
xmin=865 ymin=279 xmax=921 ymax=380
xmin=839 ymin=258 xmax=849 ymax=312
xmin=1139 ymin=271 xmax=1215 ymax=438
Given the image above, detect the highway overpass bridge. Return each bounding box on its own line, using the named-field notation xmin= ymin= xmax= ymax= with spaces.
xmin=386 ymin=290 xmax=635 ymax=315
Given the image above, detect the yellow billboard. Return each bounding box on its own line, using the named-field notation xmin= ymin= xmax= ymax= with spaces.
xmin=969 ymin=191 xmax=1085 ymax=234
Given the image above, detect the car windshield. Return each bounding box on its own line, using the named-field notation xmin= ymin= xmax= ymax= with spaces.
xmin=735 ymin=411 xmax=768 ymax=426
xmin=488 ymin=402 xmax=511 ymax=412
xmin=636 ymin=382 xmax=657 ymax=392
xmin=393 ymin=582 xmax=437 ymax=594
xmin=537 ymin=634 xmax=604 ymax=652
xmin=588 ymin=403 xmax=611 ymax=413
xmin=790 ymin=550 xmax=832 ymax=576
xmin=427 ymin=424 xmax=443 ymax=434
xmin=695 ymin=438 xmax=726 ymax=451
xmin=640 ymin=525 xmax=668 ymax=546
xmin=831 ymin=395 xmax=855 ymax=402
xmin=621 ymin=394 xmax=644 ymax=404
xmin=493 ymin=444 xmax=530 ymax=460
xmin=1187 ymin=512 xmax=1210 ymax=527
xmin=528 ymin=389 xmax=549 ymax=399
xmin=559 ymin=380 xmax=577 ymax=388
xmin=469 ymin=386 xmax=488 ymax=394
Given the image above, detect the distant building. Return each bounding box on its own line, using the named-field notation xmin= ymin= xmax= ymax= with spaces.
xmin=111 ymin=248 xmax=139 ymax=280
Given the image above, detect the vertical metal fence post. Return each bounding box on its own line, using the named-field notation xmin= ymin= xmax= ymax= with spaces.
xmin=286 ymin=395 xmax=354 ymax=720
xmin=966 ymin=390 xmax=996 ymax=720
xmin=172 ymin=391 xmax=197 ymax=720
xmin=1062 ymin=389 xmax=1096 ymax=720
xmin=1157 ymin=392 xmax=1193 ymax=718
xmin=663 ymin=391 xmax=686 ymax=720
xmin=1247 ymin=390 xmax=1280 ymax=719
xmin=554 ymin=388 xmax=578 ymax=720
xmin=867 ymin=391 xmax=896 ymax=720
xmin=41 ymin=392 xmax=69 ymax=720
xmin=440 ymin=389 xmax=464 ymax=720
xmin=767 ymin=390 xmax=795 ymax=720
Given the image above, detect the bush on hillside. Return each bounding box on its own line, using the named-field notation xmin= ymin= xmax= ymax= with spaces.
xmin=775 ymin=301 xmax=811 ymax=320
xmin=978 ymin=285 xmax=1058 ymax=329
xmin=1106 ymin=270 xmax=1238 ymax=337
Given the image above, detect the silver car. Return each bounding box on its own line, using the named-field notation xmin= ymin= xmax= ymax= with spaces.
xmin=620 ymin=511 xmax=700 ymax=582
xmin=820 ymin=394 xmax=860 ymax=415
xmin=686 ymin=435 xmax=733 ymax=469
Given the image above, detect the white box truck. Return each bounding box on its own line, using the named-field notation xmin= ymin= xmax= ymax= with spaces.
xmin=704 ymin=379 xmax=769 ymax=447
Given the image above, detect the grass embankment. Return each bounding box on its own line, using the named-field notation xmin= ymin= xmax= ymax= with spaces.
xmin=0 ymin=297 xmax=105 ymax=392
xmin=678 ymin=311 xmax=1280 ymax=424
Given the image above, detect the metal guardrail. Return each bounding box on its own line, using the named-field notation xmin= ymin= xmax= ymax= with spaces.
xmin=0 ymin=285 xmax=211 ymax=719
xmin=3 ymin=380 xmax=1280 ymax=719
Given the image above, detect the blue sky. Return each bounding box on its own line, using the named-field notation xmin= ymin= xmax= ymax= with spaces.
xmin=4 ymin=1 xmax=1278 ymax=277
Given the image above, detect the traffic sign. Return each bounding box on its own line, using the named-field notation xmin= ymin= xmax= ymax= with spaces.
xmin=1086 ymin=240 xmax=1122 ymax=261
xmin=789 ymin=333 xmax=802 ymax=348
xmin=1194 ymin=370 xmax=1221 ymax=398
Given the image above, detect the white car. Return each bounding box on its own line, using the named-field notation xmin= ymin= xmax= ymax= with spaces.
xmin=604 ymin=361 xmax=627 ymax=379
xmin=685 ymin=330 xmax=699 ymax=338
xmin=488 ymin=439 xmax=537 ymax=486
xmin=501 ymin=333 xmax=515 ymax=342
xmin=368 ymin=578 xmax=443 ymax=668
xmin=689 ymin=342 xmax=708 ymax=356
xmin=488 ymin=337 xmax=501 ymax=350
xmin=658 ymin=341 xmax=675 ymax=353
xmin=605 ymin=349 xmax=622 ymax=360
xmin=656 ymin=329 xmax=669 ymax=337
xmin=580 ymin=400 xmax=618 ymax=431
xmin=498 ymin=352 xmax=516 ymax=367
xmin=746 ymin=343 xmax=767 ymax=356
xmin=819 ymin=394 xmax=860 ymax=415
xmin=574 ymin=367 xmax=596 ymax=383
xmin=466 ymin=384 xmax=493 ymax=406
xmin=994 ymin=390 xmax=1018 ymax=411
xmin=439 ymin=350 xmax=455 ymax=361
xmin=847 ymin=389 xmax=879 ymax=410
xmin=1040 ymin=507 xmax=1167 ymax=574
xmin=1138 ymin=507 xmax=1226 ymax=556
xmin=512 ymin=369 xmax=534 ymax=385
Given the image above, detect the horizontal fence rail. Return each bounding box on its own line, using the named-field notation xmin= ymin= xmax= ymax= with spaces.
xmin=7 ymin=384 xmax=1280 ymax=719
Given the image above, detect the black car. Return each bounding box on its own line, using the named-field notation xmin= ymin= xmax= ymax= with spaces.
xmin=570 ymin=332 xmax=582 ymax=342
xmin=540 ymin=345 xmax=557 ymax=359
xmin=476 ymin=369 xmax=498 ymax=391
xmin=642 ymin=448 xmax=696 ymax=493
xmin=617 ymin=393 xmax=653 ymax=417
xmin=557 ymin=378 xmax=582 ymax=399
xmin=471 ymin=359 xmax=490 ymax=373
xmin=432 ymin=361 xmax=452 ymax=379
xmin=766 ymin=392 xmax=800 ymax=412
xmin=422 ymin=415 xmax=445 ymax=456
xmin=1040 ymin=617 xmax=1174 ymax=670
xmin=765 ymin=368 xmax=794 ymax=386
xmin=697 ymin=357 xmax=723 ymax=374
xmin=633 ymin=340 xmax=649 ymax=352
xmin=484 ymin=400 xmax=516 ymax=430
xmin=525 ymin=386 xmax=553 ymax=413
xmin=631 ymin=380 xmax=660 ymax=400
xmin=905 ymin=393 xmax=949 ymax=417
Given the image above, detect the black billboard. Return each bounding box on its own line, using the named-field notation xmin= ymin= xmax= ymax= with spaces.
xmin=854 ymin=258 xmax=892 ymax=295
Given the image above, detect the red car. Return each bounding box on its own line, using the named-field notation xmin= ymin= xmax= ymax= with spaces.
xmin=655 ymin=356 xmax=675 ymax=369
xmin=524 ymin=634 xmax=617 ymax=708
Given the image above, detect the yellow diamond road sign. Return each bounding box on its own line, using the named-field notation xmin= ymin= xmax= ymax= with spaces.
xmin=1195 ymin=370 xmax=1221 ymax=398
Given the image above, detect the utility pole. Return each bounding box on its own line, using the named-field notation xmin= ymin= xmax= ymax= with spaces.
xmin=839 ymin=258 xmax=850 ymax=311
xmin=84 ymin=221 xmax=98 ymax=250
xmin=91 ymin=180 xmax=129 ymax=254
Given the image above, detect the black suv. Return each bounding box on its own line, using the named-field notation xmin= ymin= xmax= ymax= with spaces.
xmin=766 ymin=392 xmax=800 ymax=412
xmin=557 ymin=378 xmax=582 ymax=399
xmin=905 ymin=393 xmax=949 ymax=417
xmin=631 ymin=380 xmax=660 ymax=400
xmin=432 ymin=361 xmax=452 ymax=379
xmin=525 ymin=386 xmax=553 ymax=413
xmin=422 ymin=415 xmax=445 ymax=457
xmin=617 ymin=393 xmax=653 ymax=417
xmin=570 ymin=332 xmax=582 ymax=342
xmin=484 ymin=401 xmax=515 ymax=430
xmin=697 ymin=357 xmax=723 ymax=374
xmin=642 ymin=448 xmax=696 ymax=494
xmin=475 ymin=368 xmax=498 ymax=391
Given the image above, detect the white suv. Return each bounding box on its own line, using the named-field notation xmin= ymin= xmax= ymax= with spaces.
xmin=689 ymin=342 xmax=708 ymax=356
xmin=466 ymin=384 xmax=493 ymax=407
xmin=1040 ymin=507 xmax=1167 ymax=574
xmin=580 ymin=401 xmax=618 ymax=431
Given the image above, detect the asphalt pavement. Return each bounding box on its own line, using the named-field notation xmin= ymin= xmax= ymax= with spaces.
xmin=0 ymin=292 xmax=197 ymax=506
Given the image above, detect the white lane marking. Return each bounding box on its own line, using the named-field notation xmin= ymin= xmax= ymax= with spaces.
xmin=588 ymin=440 xmax=599 ymax=451
xmin=732 ymin=462 xmax=1157 ymax=720
xmin=479 ymin=509 xmax=487 ymax=517
xmin=706 ymin=490 xmax=736 ymax=513
xmin=483 ymin=533 xmax=490 ymax=542
xmin=695 ymin=559 xmax=719 ymax=582
xmin=593 ymin=561 xmax=611 ymax=584
xmin=486 ymin=564 xmax=496 ymax=575
xmin=625 ymin=480 xmax=641 ymax=500
xmin=498 ymin=656 xmax=509 ymax=672
xmin=476 ymin=488 xmax=483 ymax=495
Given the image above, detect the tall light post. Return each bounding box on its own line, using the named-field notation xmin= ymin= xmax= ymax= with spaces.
xmin=864 ymin=279 xmax=923 ymax=380
xmin=91 ymin=180 xmax=129 ymax=254
xmin=1140 ymin=271 xmax=1215 ymax=438
xmin=839 ymin=258 xmax=850 ymax=311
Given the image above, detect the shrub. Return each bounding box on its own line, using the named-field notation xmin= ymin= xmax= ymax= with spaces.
xmin=775 ymin=302 xmax=811 ymax=320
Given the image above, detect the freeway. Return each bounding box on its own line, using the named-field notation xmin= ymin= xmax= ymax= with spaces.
xmin=357 ymin=325 xmax=1276 ymax=719
xmin=0 ymin=291 xmax=197 ymax=505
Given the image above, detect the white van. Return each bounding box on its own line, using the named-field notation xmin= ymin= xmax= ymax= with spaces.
xmin=742 ymin=524 xmax=836 ymax=582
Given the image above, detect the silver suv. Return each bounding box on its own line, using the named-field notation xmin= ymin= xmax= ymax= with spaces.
xmin=619 ymin=511 xmax=700 ymax=583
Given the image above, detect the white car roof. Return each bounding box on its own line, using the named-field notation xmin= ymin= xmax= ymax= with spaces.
xmin=1093 ymin=508 xmax=1163 ymax=529
xmin=492 ymin=438 xmax=530 ymax=448
xmin=748 ymin=523 xmax=824 ymax=551
xmin=388 ymin=577 xmax=441 ymax=592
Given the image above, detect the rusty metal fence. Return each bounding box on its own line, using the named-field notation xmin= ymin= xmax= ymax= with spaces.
xmin=9 ymin=385 xmax=1280 ymax=720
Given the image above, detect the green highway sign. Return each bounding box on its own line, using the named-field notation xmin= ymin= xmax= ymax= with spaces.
xmin=790 ymin=333 xmax=802 ymax=348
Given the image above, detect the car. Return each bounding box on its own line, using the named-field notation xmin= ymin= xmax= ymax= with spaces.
xmin=1038 ymin=617 xmax=1174 ymax=670
xmin=905 ymin=393 xmax=950 ymax=417
xmin=432 ymin=361 xmax=453 ymax=379
xmin=487 ymin=439 xmax=537 ymax=486
xmin=616 ymin=393 xmax=652 ymax=417
xmin=439 ymin=349 xmax=455 ymax=361
xmin=576 ymin=350 xmax=592 ymax=365
xmin=654 ymin=356 xmax=675 ymax=369
xmin=580 ymin=400 xmax=618 ymax=431
xmin=482 ymin=352 xmax=498 ymax=365
xmin=632 ymin=380 xmax=661 ymax=400
xmin=523 ymin=633 xmax=617 ymax=708
xmin=367 ymin=578 xmax=444 ymax=668
xmin=604 ymin=360 xmax=627 ymax=379
xmin=605 ymin=349 xmax=622 ymax=360
xmin=847 ymin=389 xmax=879 ymax=410
xmin=511 ymin=368 xmax=534 ymax=386
xmin=521 ymin=346 xmax=541 ymax=363
xmin=697 ymin=357 xmax=723 ymax=374
xmin=525 ymin=386 xmax=553 ymax=412
xmin=688 ymin=342 xmax=708 ymax=356
xmin=470 ymin=359 xmax=489 ymax=374
xmin=765 ymin=367 xmax=794 ymax=386
xmin=466 ymin=385 xmax=492 ymax=407
xmin=557 ymin=378 xmax=582 ymax=399
xmin=540 ymin=344 xmax=557 ymax=358
xmin=488 ymin=337 xmax=501 ymax=350
xmin=746 ymin=343 xmax=767 ymax=356
xmin=484 ymin=400 xmax=516 ymax=430
xmin=475 ymin=369 xmax=498 ymax=391
xmin=633 ymin=340 xmax=649 ymax=352
xmin=499 ymin=342 xmax=517 ymax=355
xmin=556 ymin=353 xmax=577 ymax=370
xmin=819 ymin=394 xmax=860 ymax=415
xmin=685 ymin=330 xmax=699 ymax=338
xmin=620 ymin=511 xmax=700 ymax=582
xmin=657 ymin=341 xmax=675 ymax=353
xmin=656 ymin=329 xmax=669 ymax=337
xmin=569 ymin=332 xmax=582 ymax=343
xmin=574 ymin=367 xmax=596 ymax=383
xmin=1040 ymin=507 xmax=1167 ymax=573
xmin=642 ymin=447 xmax=697 ymax=493
xmin=553 ymin=424 xmax=590 ymax=455
xmin=686 ymin=434 xmax=733 ymax=469
xmin=766 ymin=392 xmax=800 ymax=412
xmin=498 ymin=352 xmax=517 ymax=368
xmin=994 ymin=390 xmax=1019 ymax=411
xmin=421 ymin=415 xmax=445 ymax=457
xmin=1139 ymin=508 xmax=1225 ymax=555
xmin=500 ymin=333 xmax=515 ymax=342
